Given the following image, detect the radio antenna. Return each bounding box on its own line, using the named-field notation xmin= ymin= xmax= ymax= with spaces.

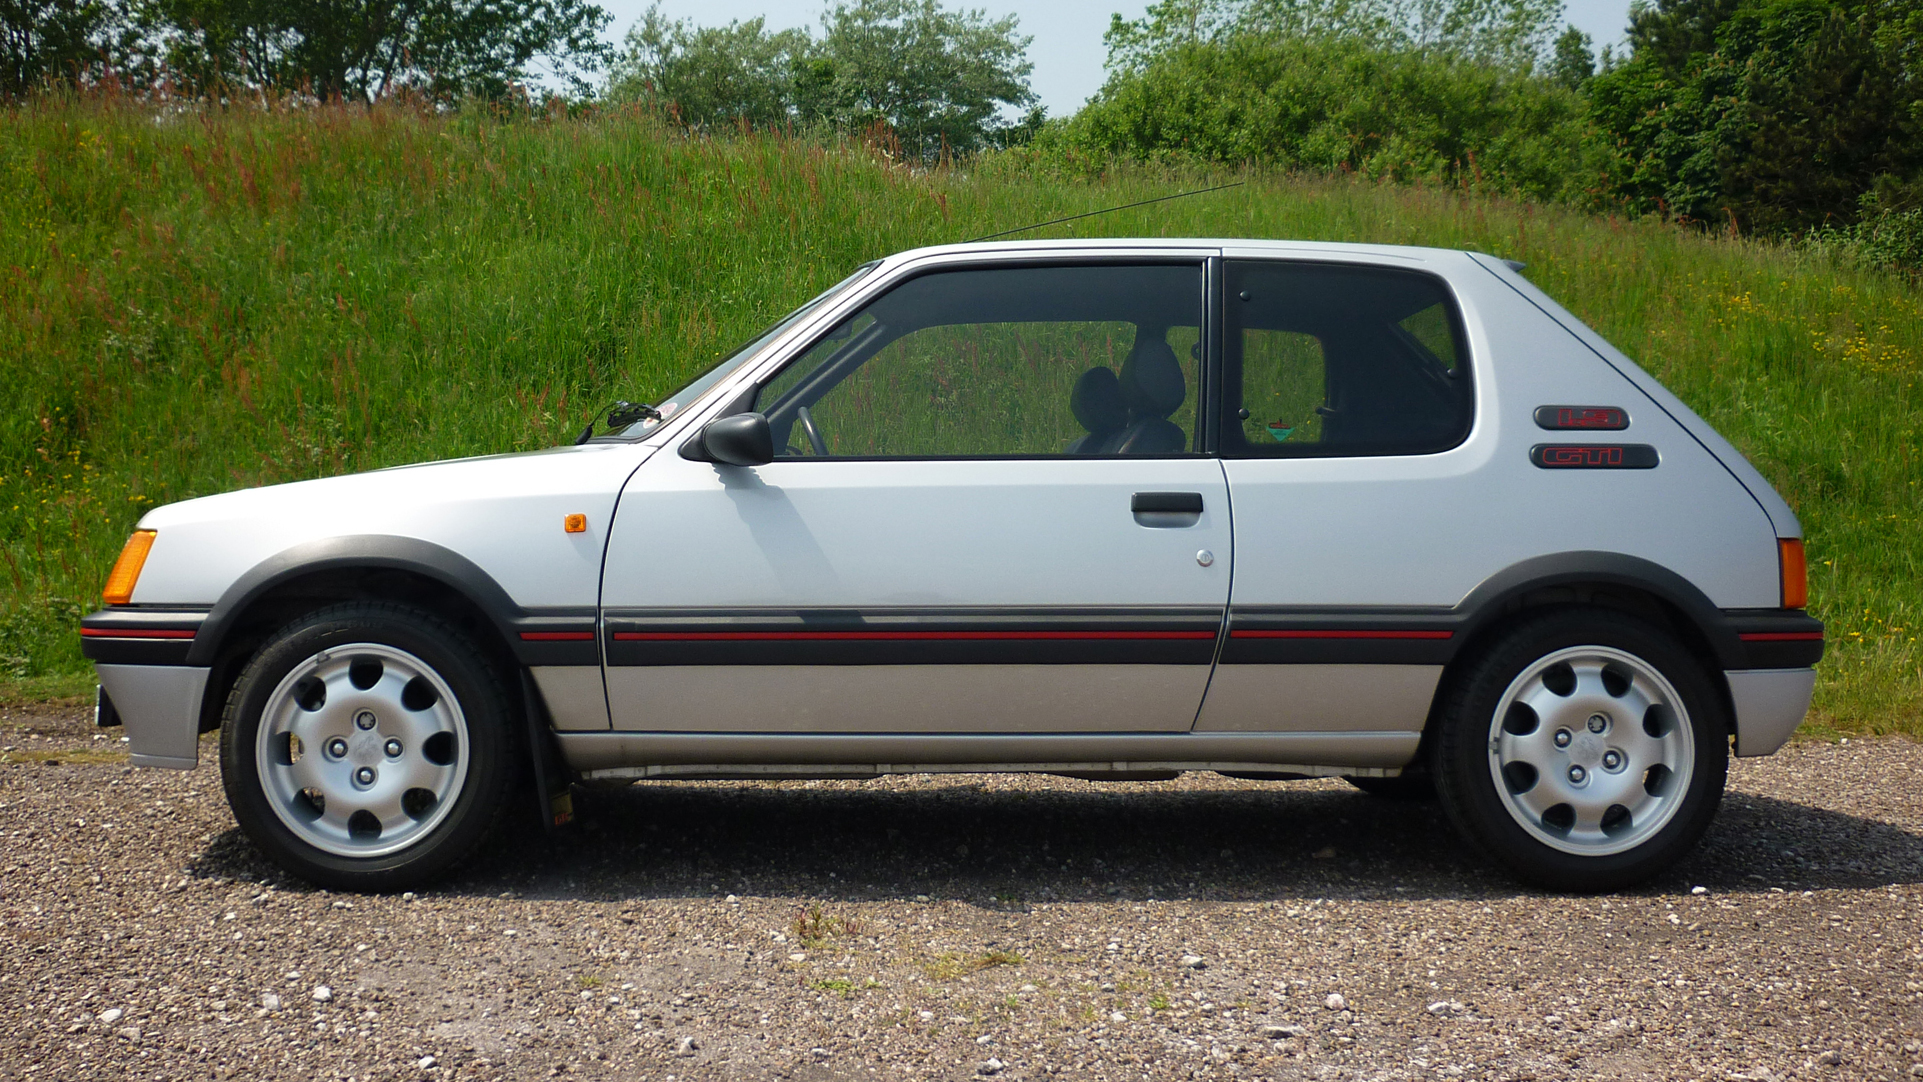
xmin=966 ymin=181 xmax=1246 ymax=243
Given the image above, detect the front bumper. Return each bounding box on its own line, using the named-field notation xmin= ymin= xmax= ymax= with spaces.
xmin=1726 ymin=668 xmax=1817 ymax=757
xmin=95 ymin=665 xmax=208 ymax=769
xmin=83 ymin=607 xmax=214 ymax=769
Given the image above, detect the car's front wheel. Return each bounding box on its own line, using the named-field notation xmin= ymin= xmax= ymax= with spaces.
xmin=219 ymin=602 xmax=517 ymax=891
xmin=1432 ymin=609 xmax=1728 ymax=892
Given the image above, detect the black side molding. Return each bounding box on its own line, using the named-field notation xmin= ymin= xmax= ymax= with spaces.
xmin=602 ymin=605 xmax=1223 ymax=666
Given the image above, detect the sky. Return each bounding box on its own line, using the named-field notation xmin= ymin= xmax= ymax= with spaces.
xmin=592 ymin=0 xmax=1638 ymax=116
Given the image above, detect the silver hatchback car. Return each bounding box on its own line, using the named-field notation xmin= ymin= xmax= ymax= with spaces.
xmin=84 ymin=239 xmax=1823 ymax=892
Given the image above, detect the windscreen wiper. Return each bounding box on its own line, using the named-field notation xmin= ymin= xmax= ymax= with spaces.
xmin=575 ymin=401 xmax=664 ymax=444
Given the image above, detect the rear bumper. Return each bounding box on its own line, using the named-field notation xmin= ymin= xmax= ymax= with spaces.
xmin=95 ymin=664 xmax=208 ymax=769
xmin=1726 ymin=668 xmax=1817 ymax=757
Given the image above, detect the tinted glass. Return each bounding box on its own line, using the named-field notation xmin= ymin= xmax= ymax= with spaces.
xmin=755 ymin=264 xmax=1204 ymax=458
xmin=1225 ymin=261 xmax=1472 ymax=457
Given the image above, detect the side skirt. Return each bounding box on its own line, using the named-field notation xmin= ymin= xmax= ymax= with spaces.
xmin=555 ymin=730 xmax=1419 ymax=781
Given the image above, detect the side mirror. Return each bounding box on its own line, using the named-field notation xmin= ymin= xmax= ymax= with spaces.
xmin=680 ymin=411 xmax=774 ymax=467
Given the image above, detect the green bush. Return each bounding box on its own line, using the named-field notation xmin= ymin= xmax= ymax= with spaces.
xmin=1046 ymin=35 xmax=1607 ymax=205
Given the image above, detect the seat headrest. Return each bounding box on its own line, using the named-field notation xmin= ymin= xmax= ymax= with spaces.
xmin=1070 ymin=367 xmax=1129 ymax=435
xmin=1121 ymin=333 xmax=1185 ymax=419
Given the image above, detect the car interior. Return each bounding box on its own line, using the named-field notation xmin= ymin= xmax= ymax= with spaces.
xmin=1227 ymin=262 xmax=1472 ymax=456
xmin=754 ymin=263 xmax=1205 ymax=458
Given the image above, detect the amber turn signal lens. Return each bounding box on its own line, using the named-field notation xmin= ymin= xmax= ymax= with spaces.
xmin=1778 ymin=538 xmax=1808 ymax=610
xmin=102 ymin=530 xmax=157 ymax=605
xmin=563 ymin=513 xmax=587 ymax=534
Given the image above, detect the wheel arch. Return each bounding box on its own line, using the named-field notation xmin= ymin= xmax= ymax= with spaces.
xmin=1424 ymin=552 xmax=1743 ymax=745
xmin=187 ymin=536 xmax=527 ymax=734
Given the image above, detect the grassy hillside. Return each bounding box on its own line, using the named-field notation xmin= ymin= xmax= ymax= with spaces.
xmin=2 ymin=98 xmax=1917 ymax=738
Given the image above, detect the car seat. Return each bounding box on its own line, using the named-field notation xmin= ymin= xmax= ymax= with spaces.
xmin=1113 ymin=330 xmax=1187 ymax=454
xmin=1066 ymin=366 xmax=1128 ymax=454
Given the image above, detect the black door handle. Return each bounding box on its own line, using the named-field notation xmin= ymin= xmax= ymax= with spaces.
xmin=1132 ymin=491 xmax=1204 ymax=514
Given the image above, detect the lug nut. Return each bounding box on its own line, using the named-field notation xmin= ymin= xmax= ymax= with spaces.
xmin=354 ymin=766 xmax=376 ymax=786
xmin=1602 ymin=750 xmax=1624 ymax=770
xmin=1553 ymin=729 xmax=1573 ymax=748
xmin=354 ymin=710 xmax=377 ymax=730
xmin=384 ymin=738 xmax=403 ymax=758
xmin=1568 ymin=765 xmax=1587 ymax=784
xmin=325 ymin=737 xmax=348 ymax=759
xmin=1587 ymin=714 xmax=1609 ymax=734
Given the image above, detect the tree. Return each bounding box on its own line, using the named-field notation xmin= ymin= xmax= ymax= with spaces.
xmin=605 ymin=0 xmax=1037 ymax=157
xmin=1622 ymin=0 xmax=1749 ymax=73
xmin=1588 ymin=0 xmax=1923 ymax=233
xmin=1103 ymin=0 xmax=1567 ymax=73
xmin=1548 ymin=25 xmax=1592 ymax=87
xmin=140 ymin=0 xmax=613 ymax=101
xmin=805 ymin=0 xmax=1035 ymax=157
xmin=606 ymin=6 xmax=808 ymax=128
xmin=2 ymin=0 xmax=130 ymax=95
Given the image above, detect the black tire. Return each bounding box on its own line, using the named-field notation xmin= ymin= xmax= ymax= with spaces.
xmin=1432 ymin=607 xmax=1728 ymax=892
xmin=1345 ymin=773 xmax=1437 ymax=800
xmin=219 ymin=602 xmax=519 ymax=891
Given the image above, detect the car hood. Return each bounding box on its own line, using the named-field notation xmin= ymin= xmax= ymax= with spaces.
xmin=129 ymin=442 xmax=653 ymax=608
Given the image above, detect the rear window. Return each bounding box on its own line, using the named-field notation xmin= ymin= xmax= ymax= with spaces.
xmin=1225 ymin=261 xmax=1472 ymax=457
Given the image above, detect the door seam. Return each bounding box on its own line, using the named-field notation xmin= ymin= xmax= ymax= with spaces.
xmin=1190 ymin=457 xmax=1235 ymax=732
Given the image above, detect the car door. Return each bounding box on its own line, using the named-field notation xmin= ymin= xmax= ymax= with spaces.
xmin=1198 ymin=256 xmax=1480 ymax=739
xmin=600 ymin=257 xmax=1230 ymax=733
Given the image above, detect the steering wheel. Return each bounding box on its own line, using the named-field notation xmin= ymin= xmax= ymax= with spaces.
xmin=796 ymin=406 xmax=829 ymax=457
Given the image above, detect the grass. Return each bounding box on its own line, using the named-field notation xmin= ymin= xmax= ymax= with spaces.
xmin=1 ymin=93 xmax=1917 ymax=737
xmin=811 ymin=976 xmax=883 ymax=998
xmin=792 ymin=904 xmax=860 ymax=947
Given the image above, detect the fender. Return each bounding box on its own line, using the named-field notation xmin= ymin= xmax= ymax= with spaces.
xmin=1453 ymin=550 xmax=1745 ymax=669
xmin=186 ymin=535 xmax=533 ymax=667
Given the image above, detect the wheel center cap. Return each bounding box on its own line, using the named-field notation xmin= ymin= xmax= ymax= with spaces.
xmin=349 ymin=731 xmax=385 ymax=766
xmin=1570 ymin=733 xmax=1605 ymax=767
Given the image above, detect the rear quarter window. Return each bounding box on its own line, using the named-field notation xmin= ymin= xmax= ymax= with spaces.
xmin=1225 ymin=261 xmax=1472 ymax=457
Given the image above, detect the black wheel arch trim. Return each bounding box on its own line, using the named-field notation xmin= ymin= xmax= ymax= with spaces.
xmin=185 ymin=535 xmax=597 ymax=669
xmin=1450 ymin=550 xmax=1821 ymax=671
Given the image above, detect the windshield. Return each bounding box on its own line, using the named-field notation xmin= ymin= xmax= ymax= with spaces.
xmin=609 ymin=262 xmax=880 ymax=438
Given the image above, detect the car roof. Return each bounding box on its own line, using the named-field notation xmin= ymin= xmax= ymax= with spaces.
xmin=877 ymin=237 xmax=1474 ymax=267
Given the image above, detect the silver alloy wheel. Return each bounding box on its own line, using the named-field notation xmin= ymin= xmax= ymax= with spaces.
xmin=255 ymin=643 xmax=470 ymax=859
xmin=1486 ymin=645 xmax=1696 ymax=857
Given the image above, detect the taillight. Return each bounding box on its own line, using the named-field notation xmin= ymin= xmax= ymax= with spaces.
xmin=1778 ymin=538 xmax=1808 ymax=610
xmin=102 ymin=530 xmax=157 ymax=605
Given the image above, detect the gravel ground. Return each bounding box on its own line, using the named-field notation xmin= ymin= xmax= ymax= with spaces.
xmin=3 ymin=703 xmax=1921 ymax=1082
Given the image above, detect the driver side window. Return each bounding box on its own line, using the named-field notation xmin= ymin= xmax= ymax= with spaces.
xmin=753 ymin=264 xmax=1204 ymax=458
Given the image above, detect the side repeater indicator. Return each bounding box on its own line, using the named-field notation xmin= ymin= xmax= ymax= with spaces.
xmin=563 ymin=514 xmax=587 ymax=534
xmin=1529 ymin=444 xmax=1659 ymax=469
xmin=1534 ymin=405 xmax=1628 ymax=430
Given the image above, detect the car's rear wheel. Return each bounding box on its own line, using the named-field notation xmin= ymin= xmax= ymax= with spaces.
xmin=1433 ymin=608 xmax=1727 ymax=891
xmin=219 ymin=602 xmax=517 ymax=891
